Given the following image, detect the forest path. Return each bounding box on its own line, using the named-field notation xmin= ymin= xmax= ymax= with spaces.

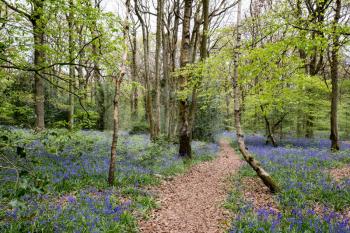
xmin=139 ymin=140 xmax=242 ymax=233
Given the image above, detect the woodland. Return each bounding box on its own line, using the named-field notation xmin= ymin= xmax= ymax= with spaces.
xmin=1 ymin=0 xmax=350 ymax=232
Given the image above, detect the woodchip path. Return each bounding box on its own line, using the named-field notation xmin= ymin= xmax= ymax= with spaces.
xmin=139 ymin=140 xmax=242 ymax=233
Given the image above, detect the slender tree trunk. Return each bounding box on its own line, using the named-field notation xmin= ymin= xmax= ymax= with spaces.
xmin=200 ymin=0 xmax=209 ymax=60
xmin=299 ymin=48 xmax=314 ymax=139
xmin=143 ymin=90 xmax=148 ymax=122
xmin=134 ymin=1 xmax=155 ymax=140
xmin=296 ymin=110 xmax=303 ymax=137
xmin=330 ymin=0 xmax=341 ymax=151
xmin=130 ymin=27 xmax=138 ymax=121
xmin=345 ymin=97 xmax=350 ymax=139
xmin=232 ymin=0 xmax=279 ymax=193
xmin=32 ymin=0 xmax=45 ymax=131
xmin=260 ymin=106 xmax=277 ymax=147
xmin=108 ymin=78 xmax=121 ymax=185
xmin=96 ymin=82 xmax=105 ymax=130
xmin=154 ymin=0 xmax=163 ymax=137
xmin=264 ymin=116 xmax=277 ymax=147
xmin=88 ymin=2 xmax=103 ymax=130
xmin=168 ymin=0 xmax=180 ymax=139
xmin=108 ymin=0 xmax=130 ymax=186
xmin=67 ymin=0 xmax=74 ymax=129
xmin=94 ymin=51 xmax=104 ymax=130
xmin=305 ymin=114 xmax=314 ymax=138
xmin=163 ymin=31 xmax=171 ymax=135
xmin=225 ymin=79 xmax=231 ymax=129
xmin=189 ymin=5 xmax=201 ymax=63
xmin=178 ymin=0 xmax=193 ymax=158
xmin=188 ymin=0 xmax=209 ymax=138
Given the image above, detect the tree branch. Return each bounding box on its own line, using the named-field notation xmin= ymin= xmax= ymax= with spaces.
xmin=0 ymin=0 xmax=31 ymax=20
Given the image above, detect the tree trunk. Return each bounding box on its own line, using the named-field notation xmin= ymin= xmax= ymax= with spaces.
xmin=345 ymin=97 xmax=350 ymax=139
xmin=296 ymin=110 xmax=303 ymax=137
xmin=67 ymin=0 xmax=74 ymax=129
xmin=154 ymin=0 xmax=163 ymax=137
xmin=200 ymin=0 xmax=209 ymax=60
xmin=225 ymin=79 xmax=231 ymax=130
xmin=188 ymin=0 xmax=209 ymax=138
xmin=232 ymin=0 xmax=279 ymax=193
xmin=167 ymin=0 xmax=180 ymax=140
xmin=330 ymin=0 xmax=341 ymax=151
xmin=134 ymin=1 xmax=155 ymax=140
xmin=88 ymin=2 xmax=103 ymax=130
xmin=163 ymin=31 xmax=171 ymax=136
xmin=96 ymin=81 xmax=105 ymax=131
xmin=264 ymin=116 xmax=277 ymax=147
xmin=108 ymin=78 xmax=121 ymax=185
xmin=32 ymin=0 xmax=45 ymax=131
xmin=130 ymin=27 xmax=138 ymax=121
xmin=178 ymin=0 xmax=193 ymax=158
xmin=260 ymin=106 xmax=277 ymax=147
xmin=108 ymin=0 xmax=130 ymax=186
xmin=305 ymin=114 xmax=314 ymax=138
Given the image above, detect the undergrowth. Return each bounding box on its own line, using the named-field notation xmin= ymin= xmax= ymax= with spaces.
xmin=224 ymin=132 xmax=350 ymax=233
xmin=0 ymin=127 xmax=219 ymax=232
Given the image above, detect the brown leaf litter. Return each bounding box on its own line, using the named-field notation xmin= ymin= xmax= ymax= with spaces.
xmin=329 ymin=165 xmax=350 ymax=181
xmin=139 ymin=140 xmax=242 ymax=233
xmin=241 ymin=177 xmax=279 ymax=212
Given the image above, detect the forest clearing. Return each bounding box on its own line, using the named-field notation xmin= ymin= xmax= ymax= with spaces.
xmin=1 ymin=0 xmax=350 ymax=232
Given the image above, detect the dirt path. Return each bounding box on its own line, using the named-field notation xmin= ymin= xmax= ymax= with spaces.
xmin=139 ymin=140 xmax=242 ymax=233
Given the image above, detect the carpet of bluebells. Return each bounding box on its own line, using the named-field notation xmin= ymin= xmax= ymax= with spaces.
xmin=0 ymin=128 xmax=219 ymax=232
xmin=223 ymin=132 xmax=350 ymax=233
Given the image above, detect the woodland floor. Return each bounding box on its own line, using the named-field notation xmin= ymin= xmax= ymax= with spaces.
xmin=139 ymin=140 xmax=242 ymax=233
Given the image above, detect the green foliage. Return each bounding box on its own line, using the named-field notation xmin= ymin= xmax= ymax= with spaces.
xmin=129 ymin=121 xmax=150 ymax=135
xmin=0 ymin=73 xmax=34 ymax=127
xmin=74 ymin=110 xmax=99 ymax=129
xmin=0 ymin=0 xmax=124 ymax=130
xmin=0 ymin=127 xmax=49 ymax=207
xmin=192 ymin=98 xmax=224 ymax=141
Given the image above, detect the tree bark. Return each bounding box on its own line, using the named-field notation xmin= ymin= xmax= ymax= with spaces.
xmin=296 ymin=110 xmax=303 ymax=137
xmin=167 ymin=0 xmax=180 ymax=139
xmin=188 ymin=0 xmax=209 ymax=138
xmin=96 ymin=81 xmax=105 ymax=131
xmin=178 ymin=0 xmax=193 ymax=158
xmin=108 ymin=78 xmax=121 ymax=186
xmin=130 ymin=26 xmax=138 ymax=121
xmin=200 ymin=0 xmax=209 ymax=60
xmin=305 ymin=116 xmax=314 ymax=138
xmin=224 ymin=78 xmax=231 ymax=129
xmin=134 ymin=0 xmax=155 ymax=140
xmin=330 ymin=0 xmax=341 ymax=151
xmin=163 ymin=30 xmax=171 ymax=135
xmin=232 ymin=0 xmax=279 ymax=193
xmin=67 ymin=0 xmax=74 ymax=129
xmin=32 ymin=0 xmax=45 ymax=131
xmin=154 ymin=0 xmax=163 ymax=137
xmin=108 ymin=0 xmax=130 ymax=186
xmin=263 ymin=115 xmax=277 ymax=147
